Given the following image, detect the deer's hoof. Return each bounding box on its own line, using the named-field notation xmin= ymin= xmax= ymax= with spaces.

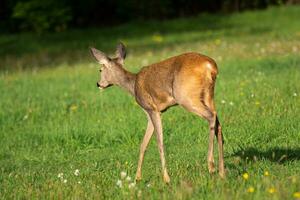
xmin=219 ymin=171 xmax=225 ymax=179
xmin=135 ymin=174 xmax=142 ymax=182
xmin=208 ymin=162 xmax=215 ymax=174
xmin=163 ymin=172 xmax=170 ymax=183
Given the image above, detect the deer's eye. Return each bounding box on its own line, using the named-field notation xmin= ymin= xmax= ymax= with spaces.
xmin=99 ymin=69 xmax=102 ymax=72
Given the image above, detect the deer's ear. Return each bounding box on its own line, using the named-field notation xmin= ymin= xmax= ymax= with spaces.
xmin=115 ymin=42 xmax=126 ymax=65
xmin=90 ymin=47 xmax=110 ymax=66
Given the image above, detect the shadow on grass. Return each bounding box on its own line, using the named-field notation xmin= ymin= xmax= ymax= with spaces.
xmin=232 ymin=147 xmax=300 ymax=163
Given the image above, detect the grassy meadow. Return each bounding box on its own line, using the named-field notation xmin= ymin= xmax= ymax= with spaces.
xmin=0 ymin=6 xmax=300 ymax=199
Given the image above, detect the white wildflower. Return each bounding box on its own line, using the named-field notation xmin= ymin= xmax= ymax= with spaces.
xmin=229 ymin=101 xmax=234 ymax=106
xmin=293 ymin=92 xmax=297 ymax=97
xmin=74 ymin=169 xmax=80 ymax=176
xmin=116 ymin=179 xmax=122 ymax=188
xmin=58 ymin=173 xmax=64 ymax=179
xmin=126 ymin=176 xmax=131 ymax=182
xmin=128 ymin=182 xmax=136 ymax=189
xmin=251 ymin=94 xmax=254 ymax=98
xmin=63 ymin=179 xmax=67 ymax=183
xmin=120 ymin=171 xmax=127 ymax=179
xmin=221 ymin=100 xmax=226 ymax=104
xmin=147 ymin=183 xmax=151 ymax=188
xmin=78 ymin=181 xmax=81 ymax=184
xmin=137 ymin=190 xmax=142 ymax=197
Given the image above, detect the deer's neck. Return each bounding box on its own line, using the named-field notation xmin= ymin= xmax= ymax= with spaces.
xmin=115 ymin=68 xmax=136 ymax=96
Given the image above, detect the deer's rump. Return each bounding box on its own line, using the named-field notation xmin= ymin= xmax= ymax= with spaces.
xmin=135 ymin=52 xmax=218 ymax=112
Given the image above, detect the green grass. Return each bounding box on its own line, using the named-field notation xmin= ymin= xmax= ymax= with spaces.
xmin=1 ymin=5 xmax=300 ymax=200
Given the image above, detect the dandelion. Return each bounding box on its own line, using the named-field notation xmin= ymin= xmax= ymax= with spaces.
xmin=247 ymin=186 xmax=255 ymax=193
xmin=70 ymin=104 xmax=78 ymax=111
xmin=242 ymin=173 xmax=249 ymax=180
xmin=128 ymin=182 xmax=136 ymax=189
xmin=293 ymin=192 xmax=300 ymax=198
xmin=264 ymin=171 xmax=269 ymax=176
xmin=120 ymin=171 xmax=127 ymax=179
xmin=293 ymin=93 xmax=297 ymax=97
xmin=74 ymin=169 xmax=80 ymax=176
xmin=215 ymin=39 xmax=221 ymax=45
xmin=63 ymin=179 xmax=67 ymax=183
xmin=126 ymin=176 xmax=131 ymax=182
xmin=268 ymin=187 xmax=276 ymax=194
xmin=221 ymin=100 xmax=226 ymax=104
xmin=116 ymin=179 xmax=122 ymax=188
xmin=229 ymin=101 xmax=234 ymax=106
xmin=152 ymin=34 xmax=163 ymax=43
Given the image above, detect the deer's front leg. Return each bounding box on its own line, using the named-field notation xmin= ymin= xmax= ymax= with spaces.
xmin=135 ymin=113 xmax=154 ymax=181
xmin=149 ymin=111 xmax=170 ymax=183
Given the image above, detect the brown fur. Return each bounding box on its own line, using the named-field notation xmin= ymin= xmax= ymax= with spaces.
xmin=90 ymin=44 xmax=225 ymax=183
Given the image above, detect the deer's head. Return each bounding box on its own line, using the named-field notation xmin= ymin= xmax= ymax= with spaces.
xmin=90 ymin=43 xmax=126 ymax=89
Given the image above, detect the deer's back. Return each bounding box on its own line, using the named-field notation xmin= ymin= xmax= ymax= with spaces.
xmin=135 ymin=52 xmax=218 ymax=111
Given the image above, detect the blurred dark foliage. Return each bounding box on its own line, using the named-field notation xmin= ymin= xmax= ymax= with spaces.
xmin=0 ymin=0 xmax=298 ymax=33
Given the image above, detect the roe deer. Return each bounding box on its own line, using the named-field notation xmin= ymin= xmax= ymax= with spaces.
xmin=90 ymin=43 xmax=224 ymax=183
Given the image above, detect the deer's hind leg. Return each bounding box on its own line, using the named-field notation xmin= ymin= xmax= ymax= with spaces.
xmin=203 ymin=91 xmax=225 ymax=178
xmin=215 ymin=115 xmax=224 ymax=178
xmin=179 ymin=89 xmax=224 ymax=177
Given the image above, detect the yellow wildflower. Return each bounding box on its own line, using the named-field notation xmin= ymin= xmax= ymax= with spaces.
xmin=243 ymin=173 xmax=249 ymax=180
xmin=268 ymin=187 xmax=276 ymax=194
xmin=152 ymin=34 xmax=163 ymax=43
xmin=247 ymin=186 xmax=255 ymax=193
xmin=255 ymin=101 xmax=260 ymax=106
xmin=215 ymin=39 xmax=221 ymax=45
xmin=70 ymin=104 xmax=78 ymax=111
xmin=264 ymin=171 xmax=269 ymax=176
xmin=293 ymin=192 xmax=300 ymax=198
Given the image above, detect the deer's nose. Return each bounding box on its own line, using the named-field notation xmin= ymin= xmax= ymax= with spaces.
xmin=96 ymin=82 xmax=100 ymax=87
